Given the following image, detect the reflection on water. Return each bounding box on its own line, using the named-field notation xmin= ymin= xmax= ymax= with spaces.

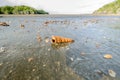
xmin=0 ymin=15 xmax=120 ymax=80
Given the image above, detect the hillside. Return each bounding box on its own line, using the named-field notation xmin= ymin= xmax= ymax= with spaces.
xmin=0 ymin=5 xmax=48 ymax=14
xmin=93 ymin=0 xmax=120 ymax=14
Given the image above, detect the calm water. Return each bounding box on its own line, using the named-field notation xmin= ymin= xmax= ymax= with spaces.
xmin=0 ymin=15 xmax=120 ymax=80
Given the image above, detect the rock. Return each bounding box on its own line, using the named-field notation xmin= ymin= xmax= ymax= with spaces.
xmin=0 ymin=22 xmax=9 ymax=26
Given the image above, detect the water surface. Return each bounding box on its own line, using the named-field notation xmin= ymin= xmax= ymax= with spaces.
xmin=0 ymin=15 xmax=120 ymax=80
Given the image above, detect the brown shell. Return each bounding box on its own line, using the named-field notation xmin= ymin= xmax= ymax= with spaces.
xmin=51 ymin=36 xmax=74 ymax=43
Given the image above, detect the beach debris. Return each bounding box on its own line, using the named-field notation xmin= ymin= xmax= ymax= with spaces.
xmin=28 ymin=57 xmax=34 ymax=62
xmin=0 ymin=22 xmax=9 ymax=26
xmin=51 ymin=35 xmax=74 ymax=43
xmin=104 ymin=54 xmax=112 ymax=59
xmin=20 ymin=24 xmax=25 ymax=28
xmin=108 ymin=69 xmax=116 ymax=77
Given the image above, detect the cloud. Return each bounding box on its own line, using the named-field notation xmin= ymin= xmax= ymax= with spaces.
xmin=2 ymin=0 xmax=115 ymax=14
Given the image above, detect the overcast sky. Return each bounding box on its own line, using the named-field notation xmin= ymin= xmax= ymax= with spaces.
xmin=1 ymin=0 xmax=115 ymax=14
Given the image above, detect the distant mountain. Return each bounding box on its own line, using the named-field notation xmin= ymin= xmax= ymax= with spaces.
xmin=93 ymin=0 xmax=120 ymax=14
xmin=0 ymin=5 xmax=48 ymax=14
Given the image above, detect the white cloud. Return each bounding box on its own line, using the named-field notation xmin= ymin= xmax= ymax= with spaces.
xmin=2 ymin=0 xmax=115 ymax=14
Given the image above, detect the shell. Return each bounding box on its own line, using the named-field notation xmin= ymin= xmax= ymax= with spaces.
xmin=108 ymin=69 xmax=116 ymax=77
xmin=104 ymin=54 xmax=112 ymax=59
xmin=51 ymin=36 xmax=74 ymax=43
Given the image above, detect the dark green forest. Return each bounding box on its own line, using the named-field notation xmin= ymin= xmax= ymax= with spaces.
xmin=0 ymin=5 xmax=48 ymax=14
xmin=94 ymin=0 xmax=120 ymax=14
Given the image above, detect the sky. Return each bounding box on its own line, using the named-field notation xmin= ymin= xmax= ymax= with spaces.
xmin=1 ymin=0 xmax=115 ymax=14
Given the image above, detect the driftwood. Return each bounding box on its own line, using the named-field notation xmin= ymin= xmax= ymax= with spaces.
xmin=51 ymin=35 xmax=74 ymax=43
xmin=0 ymin=22 xmax=9 ymax=26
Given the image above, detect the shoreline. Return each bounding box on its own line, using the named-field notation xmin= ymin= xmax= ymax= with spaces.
xmin=0 ymin=14 xmax=120 ymax=17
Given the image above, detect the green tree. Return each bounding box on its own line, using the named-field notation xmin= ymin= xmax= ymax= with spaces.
xmin=0 ymin=5 xmax=48 ymax=14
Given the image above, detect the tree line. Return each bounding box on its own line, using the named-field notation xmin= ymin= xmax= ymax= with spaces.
xmin=0 ymin=5 xmax=48 ymax=14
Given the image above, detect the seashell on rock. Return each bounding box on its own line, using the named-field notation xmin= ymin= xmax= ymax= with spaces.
xmin=51 ymin=36 xmax=74 ymax=43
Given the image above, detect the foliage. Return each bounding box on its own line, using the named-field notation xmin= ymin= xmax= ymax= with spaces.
xmin=0 ymin=5 xmax=48 ymax=14
xmin=94 ymin=0 xmax=120 ymax=14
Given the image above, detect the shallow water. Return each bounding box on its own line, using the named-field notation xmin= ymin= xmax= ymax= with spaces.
xmin=0 ymin=15 xmax=120 ymax=80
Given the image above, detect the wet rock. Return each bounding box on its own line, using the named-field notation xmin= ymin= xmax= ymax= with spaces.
xmin=0 ymin=22 xmax=9 ymax=26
